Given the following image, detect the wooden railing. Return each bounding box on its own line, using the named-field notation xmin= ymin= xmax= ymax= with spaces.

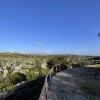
xmin=39 ymin=64 xmax=67 ymax=100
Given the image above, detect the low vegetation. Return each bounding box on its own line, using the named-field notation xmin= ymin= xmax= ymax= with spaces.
xmin=0 ymin=53 xmax=99 ymax=100
xmin=88 ymin=64 xmax=100 ymax=68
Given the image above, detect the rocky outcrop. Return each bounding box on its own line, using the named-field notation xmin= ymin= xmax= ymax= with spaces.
xmin=0 ymin=60 xmax=48 ymax=78
xmin=0 ymin=65 xmax=8 ymax=78
xmin=47 ymin=67 xmax=100 ymax=100
xmin=1 ymin=76 xmax=45 ymax=100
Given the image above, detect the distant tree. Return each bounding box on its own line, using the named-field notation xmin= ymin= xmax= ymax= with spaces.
xmin=97 ymin=33 xmax=100 ymax=37
xmin=77 ymin=61 xmax=89 ymax=67
xmin=47 ymin=55 xmax=67 ymax=69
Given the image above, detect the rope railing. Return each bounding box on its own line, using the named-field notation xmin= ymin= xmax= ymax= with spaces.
xmin=39 ymin=64 xmax=67 ymax=100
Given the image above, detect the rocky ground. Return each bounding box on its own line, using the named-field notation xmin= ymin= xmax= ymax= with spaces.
xmin=47 ymin=67 xmax=100 ymax=100
xmin=1 ymin=76 xmax=45 ymax=100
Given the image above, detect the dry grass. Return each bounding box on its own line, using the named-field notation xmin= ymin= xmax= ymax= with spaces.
xmin=88 ymin=64 xmax=100 ymax=68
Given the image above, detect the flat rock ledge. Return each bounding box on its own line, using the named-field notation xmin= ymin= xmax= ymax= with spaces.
xmin=45 ymin=67 xmax=100 ymax=100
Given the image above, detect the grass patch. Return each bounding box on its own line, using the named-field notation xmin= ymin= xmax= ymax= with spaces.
xmin=88 ymin=64 xmax=100 ymax=68
xmin=0 ymin=83 xmax=13 ymax=92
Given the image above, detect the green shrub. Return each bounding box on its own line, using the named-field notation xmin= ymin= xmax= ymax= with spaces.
xmin=26 ymin=65 xmax=48 ymax=80
xmin=77 ymin=61 xmax=89 ymax=67
xmin=47 ymin=55 xmax=67 ymax=68
xmin=9 ymin=72 xmax=26 ymax=85
xmin=6 ymin=66 xmax=11 ymax=76
xmin=26 ymin=71 xmax=38 ymax=80
xmin=0 ymin=83 xmax=13 ymax=92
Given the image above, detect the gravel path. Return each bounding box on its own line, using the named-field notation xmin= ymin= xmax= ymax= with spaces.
xmin=47 ymin=67 xmax=100 ymax=100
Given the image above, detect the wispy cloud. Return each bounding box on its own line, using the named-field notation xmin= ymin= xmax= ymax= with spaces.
xmin=37 ymin=42 xmax=45 ymax=46
xmin=60 ymin=50 xmax=80 ymax=54
xmin=32 ymin=50 xmax=52 ymax=54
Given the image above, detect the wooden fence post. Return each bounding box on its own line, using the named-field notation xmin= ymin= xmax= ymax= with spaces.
xmin=50 ymin=72 xmax=51 ymax=80
xmin=46 ymin=79 xmax=48 ymax=100
xmin=39 ymin=64 xmax=63 ymax=100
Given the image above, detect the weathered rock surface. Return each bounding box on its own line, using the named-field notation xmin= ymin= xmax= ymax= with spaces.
xmin=1 ymin=76 xmax=45 ymax=100
xmin=47 ymin=67 xmax=100 ymax=100
xmin=0 ymin=60 xmax=47 ymax=78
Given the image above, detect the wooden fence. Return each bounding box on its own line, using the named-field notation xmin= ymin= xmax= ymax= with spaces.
xmin=39 ymin=64 xmax=67 ymax=100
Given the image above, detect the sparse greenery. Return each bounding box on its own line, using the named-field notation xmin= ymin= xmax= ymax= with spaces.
xmin=88 ymin=64 xmax=100 ymax=68
xmin=6 ymin=66 xmax=11 ymax=76
xmin=0 ymin=53 xmax=100 ymax=100
xmin=47 ymin=55 xmax=67 ymax=68
xmin=0 ymin=83 xmax=13 ymax=92
xmin=9 ymin=72 xmax=26 ymax=85
xmin=77 ymin=61 xmax=89 ymax=67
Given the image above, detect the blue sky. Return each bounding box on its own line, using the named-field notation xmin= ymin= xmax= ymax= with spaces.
xmin=0 ymin=0 xmax=100 ymax=55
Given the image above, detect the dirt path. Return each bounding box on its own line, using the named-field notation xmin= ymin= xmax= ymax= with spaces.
xmin=47 ymin=67 xmax=100 ymax=100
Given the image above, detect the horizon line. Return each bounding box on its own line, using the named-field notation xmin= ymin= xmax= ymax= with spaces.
xmin=0 ymin=51 xmax=99 ymax=56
